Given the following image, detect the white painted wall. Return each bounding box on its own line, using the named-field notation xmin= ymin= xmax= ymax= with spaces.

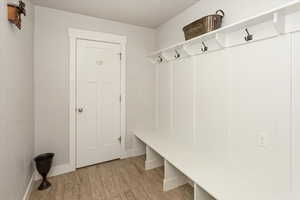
xmin=0 ymin=0 xmax=34 ymax=199
xmin=34 ymin=6 xmax=156 ymax=166
xmin=293 ymin=32 xmax=300 ymax=199
xmin=156 ymin=0 xmax=294 ymax=49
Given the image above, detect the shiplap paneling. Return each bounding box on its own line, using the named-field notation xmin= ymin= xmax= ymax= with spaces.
xmin=155 ymin=34 xmax=295 ymax=199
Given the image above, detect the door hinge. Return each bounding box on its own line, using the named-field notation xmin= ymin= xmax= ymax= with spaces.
xmin=120 ymin=95 xmax=122 ymax=102
xmin=119 ymin=53 xmax=122 ymax=60
xmin=118 ymin=136 xmax=121 ymax=143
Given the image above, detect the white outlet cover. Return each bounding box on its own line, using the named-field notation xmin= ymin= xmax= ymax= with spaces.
xmin=257 ymin=132 xmax=269 ymax=148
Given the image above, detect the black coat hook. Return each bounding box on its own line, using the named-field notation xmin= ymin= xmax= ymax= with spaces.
xmin=201 ymin=41 xmax=208 ymax=52
xmin=244 ymin=28 xmax=253 ymax=41
xmin=157 ymin=56 xmax=163 ymax=63
xmin=174 ymin=50 xmax=180 ymax=59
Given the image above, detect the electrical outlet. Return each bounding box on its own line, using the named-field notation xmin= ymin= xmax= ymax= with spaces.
xmin=258 ymin=132 xmax=269 ymax=148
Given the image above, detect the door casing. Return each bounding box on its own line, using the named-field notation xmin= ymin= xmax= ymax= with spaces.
xmin=68 ymin=28 xmax=127 ymax=171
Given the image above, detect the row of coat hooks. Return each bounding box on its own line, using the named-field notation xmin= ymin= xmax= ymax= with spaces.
xmin=156 ymin=28 xmax=254 ymax=63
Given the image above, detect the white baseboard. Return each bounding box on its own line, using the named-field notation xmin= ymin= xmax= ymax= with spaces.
xmin=50 ymin=163 xmax=75 ymax=177
xmin=22 ymin=174 xmax=34 ymax=200
xmin=163 ymin=176 xmax=188 ymax=191
xmin=34 ymin=163 xmax=75 ymax=181
xmin=34 ymin=148 xmax=145 ymax=181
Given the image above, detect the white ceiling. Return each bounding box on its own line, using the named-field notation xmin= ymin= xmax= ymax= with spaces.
xmin=31 ymin=0 xmax=199 ymax=28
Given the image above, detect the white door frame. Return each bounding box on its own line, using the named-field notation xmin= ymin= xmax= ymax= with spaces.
xmin=68 ymin=28 xmax=127 ymax=170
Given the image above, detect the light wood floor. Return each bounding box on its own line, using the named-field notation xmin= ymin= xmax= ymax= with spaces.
xmin=29 ymin=155 xmax=193 ymax=200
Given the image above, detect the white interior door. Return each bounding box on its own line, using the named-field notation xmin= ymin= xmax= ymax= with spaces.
xmin=76 ymin=39 xmax=121 ymax=168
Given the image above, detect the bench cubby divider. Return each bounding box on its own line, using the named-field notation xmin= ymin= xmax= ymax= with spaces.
xmin=145 ymin=145 xmax=164 ymax=170
xmin=163 ymin=159 xmax=189 ymax=191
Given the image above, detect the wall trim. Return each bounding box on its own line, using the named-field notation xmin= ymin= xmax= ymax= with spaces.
xmin=34 ymin=163 xmax=74 ymax=181
xmin=68 ymin=28 xmax=127 ymax=170
xmin=290 ymin=32 xmax=296 ymax=199
xmin=34 ymin=148 xmax=144 ymax=181
xmin=22 ymin=174 xmax=34 ymax=200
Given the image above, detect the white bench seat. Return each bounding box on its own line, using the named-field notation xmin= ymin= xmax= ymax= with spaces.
xmin=134 ymin=130 xmax=252 ymax=200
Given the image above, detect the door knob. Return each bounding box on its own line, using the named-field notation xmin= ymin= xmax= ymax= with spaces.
xmin=77 ymin=108 xmax=84 ymax=113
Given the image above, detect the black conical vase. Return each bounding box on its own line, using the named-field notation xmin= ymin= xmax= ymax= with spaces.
xmin=34 ymin=153 xmax=55 ymax=190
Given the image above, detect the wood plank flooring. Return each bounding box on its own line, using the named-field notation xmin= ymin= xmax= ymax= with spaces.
xmin=30 ymin=155 xmax=193 ymax=200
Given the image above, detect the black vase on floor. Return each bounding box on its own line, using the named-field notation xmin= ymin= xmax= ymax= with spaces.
xmin=34 ymin=153 xmax=55 ymax=190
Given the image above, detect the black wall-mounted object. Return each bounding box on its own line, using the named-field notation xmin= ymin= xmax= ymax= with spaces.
xmin=7 ymin=1 xmax=26 ymax=29
xmin=244 ymin=28 xmax=254 ymax=42
xmin=201 ymin=41 xmax=208 ymax=52
xmin=174 ymin=50 xmax=181 ymax=59
xmin=157 ymin=56 xmax=163 ymax=63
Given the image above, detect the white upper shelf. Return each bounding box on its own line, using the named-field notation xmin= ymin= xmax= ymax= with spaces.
xmin=148 ymin=0 xmax=300 ymax=63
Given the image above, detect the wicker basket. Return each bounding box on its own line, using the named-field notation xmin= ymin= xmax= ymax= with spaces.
xmin=183 ymin=10 xmax=225 ymax=40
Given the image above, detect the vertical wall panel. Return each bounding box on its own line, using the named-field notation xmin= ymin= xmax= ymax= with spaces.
xmin=157 ymin=62 xmax=173 ymax=131
xmin=226 ymin=35 xmax=291 ymax=200
xmin=293 ymin=32 xmax=300 ymax=199
xmin=195 ymin=50 xmax=228 ymax=165
xmin=173 ymin=58 xmax=195 ymax=145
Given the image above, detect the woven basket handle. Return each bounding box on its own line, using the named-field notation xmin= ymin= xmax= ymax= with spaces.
xmin=216 ymin=9 xmax=225 ymax=17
